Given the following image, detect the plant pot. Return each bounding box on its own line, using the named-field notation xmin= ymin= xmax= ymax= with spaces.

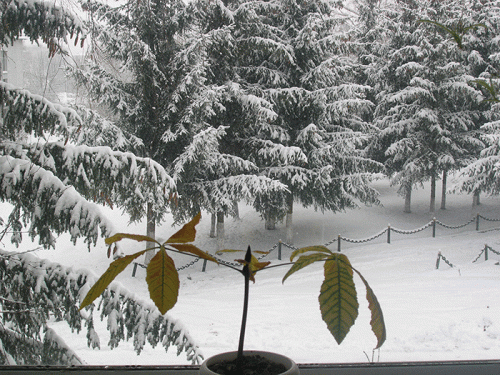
xmin=199 ymin=350 xmax=300 ymax=375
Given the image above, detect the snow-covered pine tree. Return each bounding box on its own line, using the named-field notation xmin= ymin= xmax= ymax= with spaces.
xmin=223 ymin=0 xmax=382 ymax=240
xmin=0 ymin=0 xmax=200 ymax=364
xmin=420 ymin=0 xmax=496 ymax=210
xmin=353 ymin=0 xmax=397 ymax=105
xmin=171 ymin=126 xmax=287 ymax=249
xmin=0 ymin=249 xmax=203 ymax=365
xmin=74 ymin=0 xmax=194 ymax=262
xmin=168 ymin=0 xmax=290 ymax=242
xmin=452 ymin=1 xmax=500 ymax=196
xmin=369 ymin=0 xmax=491 ymax=213
xmin=0 ymin=0 xmax=86 ymax=57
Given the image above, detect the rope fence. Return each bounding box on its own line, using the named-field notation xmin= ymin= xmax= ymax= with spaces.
xmin=131 ymin=213 xmax=500 ymax=276
xmin=436 ymin=244 xmax=500 ymax=270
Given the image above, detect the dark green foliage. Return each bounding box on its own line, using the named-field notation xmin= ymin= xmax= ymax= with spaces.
xmin=0 ymin=82 xmax=80 ymax=140
xmin=0 ymin=0 xmax=86 ymax=56
xmin=78 ymin=0 xmax=192 ymax=164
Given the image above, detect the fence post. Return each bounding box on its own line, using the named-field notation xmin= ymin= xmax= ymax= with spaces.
xmin=338 ymin=234 xmax=341 ymax=252
xmin=202 ymin=259 xmax=207 ymax=272
xmin=436 ymin=251 xmax=441 ymax=269
xmin=432 ymin=218 xmax=436 ymax=238
xmin=278 ymin=240 xmax=282 ymax=261
xmin=387 ymin=224 xmax=391 ymax=244
xmin=132 ymin=262 xmax=138 ymax=277
xmin=476 ymin=213 xmax=480 ymax=231
xmin=485 ymin=245 xmax=489 ymax=261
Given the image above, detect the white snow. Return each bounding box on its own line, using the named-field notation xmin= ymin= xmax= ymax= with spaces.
xmin=1 ymin=177 xmax=500 ymax=365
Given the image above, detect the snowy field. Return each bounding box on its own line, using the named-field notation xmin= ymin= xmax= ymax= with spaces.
xmin=2 ymin=178 xmax=500 ymax=365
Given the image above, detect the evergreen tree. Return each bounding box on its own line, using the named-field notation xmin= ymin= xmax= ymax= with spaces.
xmin=369 ymin=0 xmax=491 ymax=213
xmin=0 ymin=0 xmax=199 ymax=364
xmin=452 ymin=0 xmax=500 ymax=196
xmin=172 ymin=0 xmax=290 ymax=242
xmin=189 ymin=0 xmax=382 ymax=242
xmin=74 ymin=0 xmax=193 ymax=260
xmin=76 ymin=0 xmax=287 ymax=249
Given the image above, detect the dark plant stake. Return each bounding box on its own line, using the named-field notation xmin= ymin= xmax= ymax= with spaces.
xmin=237 ymin=246 xmax=252 ymax=359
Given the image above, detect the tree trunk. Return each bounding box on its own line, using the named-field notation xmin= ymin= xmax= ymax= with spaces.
xmin=144 ymin=202 xmax=156 ymax=265
xmin=216 ymin=211 xmax=225 ymax=251
xmin=473 ymin=190 xmax=481 ymax=207
xmin=210 ymin=213 xmax=216 ymax=238
xmin=285 ymin=193 xmax=293 ymax=245
xmin=440 ymin=169 xmax=447 ymax=210
xmin=430 ymin=172 xmax=436 ymax=213
xmin=404 ymin=182 xmax=412 ymax=213
xmin=265 ymin=216 xmax=276 ymax=230
xmin=232 ymin=200 xmax=240 ymax=219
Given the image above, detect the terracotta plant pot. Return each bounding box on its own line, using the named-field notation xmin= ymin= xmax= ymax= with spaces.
xmin=199 ymin=350 xmax=300 ymax=375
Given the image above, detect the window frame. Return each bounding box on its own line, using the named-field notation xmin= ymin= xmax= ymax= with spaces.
xmin=1 ymin=360 xmax=499 ymax=374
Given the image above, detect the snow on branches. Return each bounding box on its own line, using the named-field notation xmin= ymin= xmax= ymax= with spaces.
xmin=0 ymin=249 xmax=203 ymax=365
xmin=0 ymin=140 xmax=177 ymax=248
xmin=0 ymin=79 xmax=176 ymax=248
xmin=0 ymin=0 xmax=86 ymax=56
xmin=0 ymin=155 xmax=115 ymax=248
xmin=0 ymin=82 xmax=81 ymax=140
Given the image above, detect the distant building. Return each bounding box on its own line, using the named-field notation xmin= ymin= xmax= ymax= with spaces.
xmin=1 ymin=38 xmax=81 ymax=104
xmin=1 ymin=38 xmax=26 ymax=87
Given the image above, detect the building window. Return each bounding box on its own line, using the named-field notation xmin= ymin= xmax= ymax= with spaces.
xmin=1 ymin=50 xmax=7 ymax=82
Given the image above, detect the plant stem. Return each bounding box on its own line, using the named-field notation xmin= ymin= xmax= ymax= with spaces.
xmin=237 ymin=246 xmax=252 ymax=359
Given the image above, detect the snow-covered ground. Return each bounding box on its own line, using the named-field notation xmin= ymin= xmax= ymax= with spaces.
xmin=2 ymin=178 xmax=500 ymax=365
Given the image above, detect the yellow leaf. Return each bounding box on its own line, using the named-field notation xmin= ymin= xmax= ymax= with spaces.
xmin=252 ymin=250 xmax=270 ymax=255
xmin=217 ymin=249 xmax=269 ymax=255
xmin=289 ymin=245 xmax=331 ymax=261
xmin=250 ymin=256 xmax=270 ymax=274
xmin=146 ymin=248 xmax=179 ymax=315
xmin=216 ymin=249 xmax=244 ymax=255
xmin=282 ymin=252 xmax=330 ymax=283
xmin=105 ymin=233 xmax=157 ymax=246
xmin=80 ymin=249 xmax=148 ymax=310
xmin=170 ymin=244 xmax=218 ymax=264
xmin=237 ymin=254 xmax=270 ymax=282
xmin=352 ymin=268 xmax=387 ymax=349
xmin=166 ymin=212 xmax=201 ymax=244
xmin=319 ymin=254 xmax=358 ymax=345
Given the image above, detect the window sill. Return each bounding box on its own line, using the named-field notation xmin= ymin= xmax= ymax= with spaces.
xmin=1 ymin=360 xmax=499 ymax=374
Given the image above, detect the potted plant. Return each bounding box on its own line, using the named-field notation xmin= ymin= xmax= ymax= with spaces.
xmin=80 ymin=213 xmax=386 ymax=375
xmin=198 ymin=245 xmax=300 ymax=375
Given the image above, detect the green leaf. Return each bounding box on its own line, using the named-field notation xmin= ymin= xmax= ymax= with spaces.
xmin=166 ymin=212 xmax=201 ymax=244
xmin=319 ymin=254 xmax=359 ymax=345
xmin=462 ymin=23 xmax=488 ymax=34
xmin=352 ymin=268 xmax=387 ymax=349
xmin=170 ymin=243 xmax=218 ymax=264
xmin=282 ymin=252 xmax=330 ymax=283
xmin=80 ymin=249 xmax=149 ymax=310
xmin=417 ymin=19 xmax=463 ymax=48
xmin=471 ymin=79 xmax=499 ymax=102
xmin=105 ymin=233 xmax=157 ymax=246
xmin=289 ymin=245 xmax=332 ymax=261
xmin=146 ymin=247 xmax=179 ymax=315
